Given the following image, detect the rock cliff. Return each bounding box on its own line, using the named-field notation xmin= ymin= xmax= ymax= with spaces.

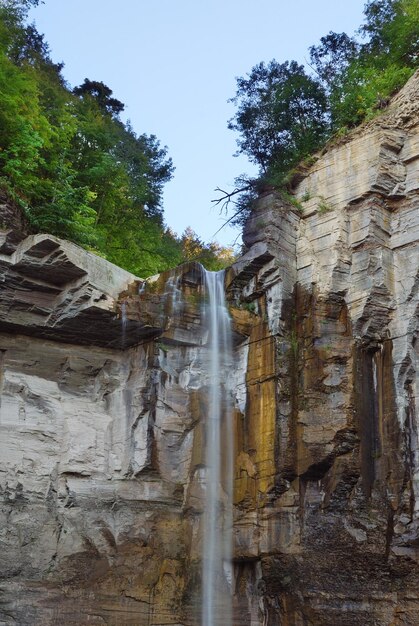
xmin=0 ymin=71 xmax=418 ymax=625
xmin=226 ymin=69 xmax=419 ymax=625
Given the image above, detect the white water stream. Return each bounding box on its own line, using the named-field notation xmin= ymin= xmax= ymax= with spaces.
xmin=202 ymin=269 xmax=233 ymax=626
xmin=121 ymin=300 xmax=127 ymax=347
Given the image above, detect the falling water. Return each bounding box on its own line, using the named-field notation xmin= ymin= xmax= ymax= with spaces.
xmin=121 ymin=301 xmax=127 ymax=348
xmin=202 ymin=269 xmax=233 ymax=626
xmin=166 ymin=272 xmax=183 ymax=318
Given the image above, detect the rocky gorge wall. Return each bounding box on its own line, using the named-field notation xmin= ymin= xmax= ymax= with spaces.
xmin=0 ymin=71 xmax=418 ymax=625
xmin=226 ymin=70 xmax=419 ymax=625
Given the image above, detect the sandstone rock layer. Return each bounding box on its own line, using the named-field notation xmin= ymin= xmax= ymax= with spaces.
xmin=0 ymin=72 xmax=419 ymax=625
xmin=226 ymin=70 xmax=419 ymax=625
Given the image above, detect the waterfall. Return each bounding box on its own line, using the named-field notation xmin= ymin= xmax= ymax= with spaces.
xmin=121 ymin=301 xmax=127 ymax=347
xmin=202 ymin=269 xmax=233 ymax=626
xmin=166 ymin=272 xmax=183 ymax=318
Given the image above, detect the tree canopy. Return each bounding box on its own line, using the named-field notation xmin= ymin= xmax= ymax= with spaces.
xmin=2 ymin=0 xmax=417 ymax=255
xmin=228 ymin=60 xmax=329 ymax=178
xmin=0 ymin=0 xmax=234 ymax=275
xmin=73 ymin=79 xmax=125 ymax=117
xmin=226 ymin=0 xmax=418 ymax=223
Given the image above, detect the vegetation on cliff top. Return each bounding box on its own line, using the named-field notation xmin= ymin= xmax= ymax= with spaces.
xmin=0 ymin=0 xmax=234 ymax=275
xmin=223 ymin=0 xmax=418 ymax=224
xmin=0 ymin=1 xmax=417 ymax=265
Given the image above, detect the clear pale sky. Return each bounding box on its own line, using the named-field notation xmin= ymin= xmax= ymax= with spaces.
xmin=29 ymin=0 xmax=367 ymax=248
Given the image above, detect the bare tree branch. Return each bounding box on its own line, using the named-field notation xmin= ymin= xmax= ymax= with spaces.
xmin=211 ymin=207 xmax=246 ymax=238
xmin=211 ymin=183 xmax=253 ymax=212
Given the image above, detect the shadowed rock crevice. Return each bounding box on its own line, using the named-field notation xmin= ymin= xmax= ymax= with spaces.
xmin=1 ymin=71 xmax=419 ymax=624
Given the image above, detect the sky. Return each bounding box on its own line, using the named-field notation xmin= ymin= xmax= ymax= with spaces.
xmin=29 ymin=0 xmax=367 ymax=249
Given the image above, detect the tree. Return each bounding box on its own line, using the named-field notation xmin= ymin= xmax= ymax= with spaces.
xmin=228 ymin=60 xmax=329 ymax=180
xmin=113 ymin=124 xmax=174 ymax=219
xmin=0 ymin=2 xmax=179 ymax=275
xmin=327 ymin=0 xmax=418 ymax=129
xmin=0 ymin=0 xmax=46 ymax=68
xmin=361 ymin=0 xmax=419 ymax=65
xmin=309 ymin=32 xmax=359 ymax=89
xmin=0 ymin=0 xmax=41 ymax=21
xmin=73 ymin=79 xmax=125 ymax=117
xmin=180 ymin=227 xmax=235 ymax=271
xmin=220 ymin=0 xmax=419 ymax=231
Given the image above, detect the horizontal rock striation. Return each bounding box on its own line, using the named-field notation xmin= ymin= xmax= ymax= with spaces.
xmin=0 ymin=252 xmax=242 ymax=624
xmin=0 ymin=71 xmax=418 ymax=625
xmin=0 ymin=233 xmax=163 ymax=348
xmin=226 ymin=70 xmax=419 ymax=625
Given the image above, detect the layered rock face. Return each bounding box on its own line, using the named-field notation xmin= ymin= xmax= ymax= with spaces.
xmin=0 ymin=72 xmax=418 ymax=625
xmin=226 ymin=71 xmax=419 ymax=624
xmin=0 ymin=238 xmax=200 ymax=624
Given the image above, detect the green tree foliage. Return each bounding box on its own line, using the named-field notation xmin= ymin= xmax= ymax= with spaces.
xmin=308 ymin=0 xmax=418 ymax=130
xmin=226 ymin=0 xmax=418 ymax=222
xmin=180 ymin=227 xmax=235 ymax=271
xmin=0 ymin=1 xmax=233 ymax=275
xmin=361 ymin=0 xmax=419 ymax=64
xmin=309 ymin=32 xmax=359 ymax=89
xmin=73 ymin=79 xmax=125 ymax=116
xmin=228 ymin=60 xmax=328 ymax=180
xmin=329 ymin=60 xmax=413 ymax=129
xmin=226 ymin=61 xmax=328 ymax=226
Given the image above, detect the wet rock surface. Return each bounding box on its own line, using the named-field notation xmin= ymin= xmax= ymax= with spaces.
xmin=0 ymin=71 xmax=418 ymax=625
xmin=0 ymin=233 xmax=163 ymax=349
xmin=227 ymin=70 xmax=419 ymax=625
xmin=0 ymin=253 xmax=235 ymax=624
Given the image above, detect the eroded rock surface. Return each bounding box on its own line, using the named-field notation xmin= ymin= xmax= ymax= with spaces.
xmin=0 ymin=233 xmax=161 ymax=348
xmin=226 ymin=70 xmax=419 ymax=625
xmin=0 ymin=71 xmax=418 ymax=625
xmin=0 ymin=248 xmax=215 ymax=624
